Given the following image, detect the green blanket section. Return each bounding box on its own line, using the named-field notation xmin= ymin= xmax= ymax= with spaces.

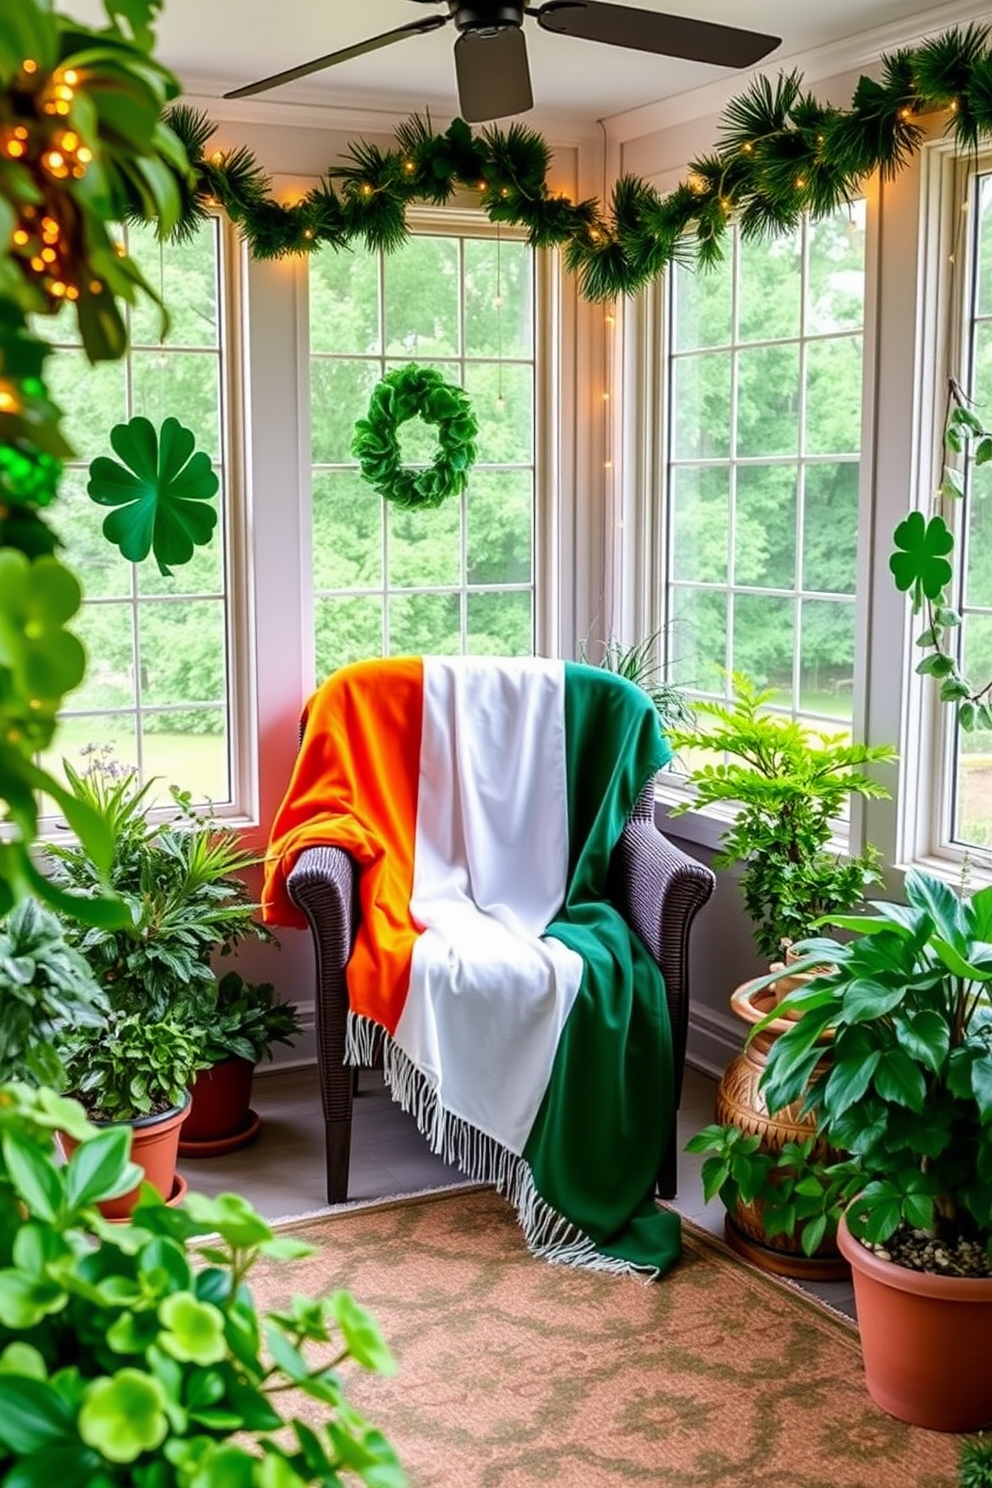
xmin=522 ymin=662 xmax=682 ymax=1275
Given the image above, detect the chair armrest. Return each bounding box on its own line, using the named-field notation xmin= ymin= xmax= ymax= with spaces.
xmin=611 ymin=820 xmax=716 ymax=1104
xmin=286 ymin=846 xmax=357 ymax=1123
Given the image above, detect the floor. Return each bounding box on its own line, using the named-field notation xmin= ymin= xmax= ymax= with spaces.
xmin=178 ymin=1060 xmax=857 ymax=1318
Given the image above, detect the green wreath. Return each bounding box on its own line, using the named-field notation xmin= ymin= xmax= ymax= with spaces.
xmin=351 ymin=365 xmax=478 ymax=510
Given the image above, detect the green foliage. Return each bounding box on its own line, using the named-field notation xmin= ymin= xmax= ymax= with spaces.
xmin=0 ymin=1082 xmax=403 ymax=1487
xmin=352 ymin=365 xmax=478 ymax=510
xmin=685 ymin=1124 xmax=862 ymax=1257
xmin=60 ymin=1009 xmax=204 ymax=1120
xmin=0 ymin=898 xmax=107 ymax=1089
xmin=197 ymin=972 xmax=303 ymax=1067
xmin=582 ymin=631 xmax=694 ymax=734
xmin=960 ymin=1434 xmax=992 ymax=1488
xmin=46 ymin=752 xmax=270 ymax=1024
xmin=889 ymin=383 xmax=992 ymax=731
xmin=0 ymin=0 xmax=195 ymax=920
xmin=669 ymin=673 xmax=895 ymax=961
xmin=87 ymin=415 xmax=219 ymax=575
xmin=757 ymin=868 xmax=992 ymax=1251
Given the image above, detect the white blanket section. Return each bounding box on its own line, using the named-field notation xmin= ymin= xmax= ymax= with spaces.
xmin=392 ymin=656 xmax=584 ymax=1155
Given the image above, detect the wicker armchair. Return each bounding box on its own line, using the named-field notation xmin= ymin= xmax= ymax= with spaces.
xmin=287 ymin=783 xmax=715 ymax=1204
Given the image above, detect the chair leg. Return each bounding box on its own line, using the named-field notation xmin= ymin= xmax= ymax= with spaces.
xmin=657 ymin=1124 xmax=677 ymax=1201
xmin=325 ymin=1117 xmax=352 ymax=1203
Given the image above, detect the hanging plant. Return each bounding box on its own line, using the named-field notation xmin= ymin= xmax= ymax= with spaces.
xmin=351 ymin=364 xmax=478 ymax=510
xmin=889 ymin=380 xmax=992 ymax=730
xmin=87 ymin=415 xmax=219 ymax=576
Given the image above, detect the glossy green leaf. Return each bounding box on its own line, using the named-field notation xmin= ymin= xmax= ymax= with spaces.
xmin=889 ymin=511 xmax=954 ymax=607
xmin=327 ymin=1290 xmax=396 ymax=1375
xmin=87 ymin=415 xmax=219 ymax=576
xmin=64 ymin=1126 xmax=139 ymax=1210
xmin=0 ymin=1377 xmax=74 ymax=1454
xmin=78 ymin=1369 xmax=169 ymax=1463
xmin=158 ymin=1292 xmax=227 ymax=1365
xmin=1 ymin=1131 xmax=63 ymax=1221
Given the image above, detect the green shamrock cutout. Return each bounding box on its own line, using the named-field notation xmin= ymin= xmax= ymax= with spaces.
xmin=87 ymin=416 xmax=219 ymax=577
xmin=889 ymin=511 xmax=954 ymax=609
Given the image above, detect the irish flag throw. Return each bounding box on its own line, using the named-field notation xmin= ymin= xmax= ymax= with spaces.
xmin=263 ymin=656 xmax=681 ymax=1277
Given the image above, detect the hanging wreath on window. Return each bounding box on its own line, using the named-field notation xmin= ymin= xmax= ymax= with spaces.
xmin=351 ymin=364 xmax=478 ymax=511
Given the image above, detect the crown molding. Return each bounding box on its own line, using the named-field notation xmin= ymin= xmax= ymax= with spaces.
xmin=602 ymin=0 xmax=990 ymax=145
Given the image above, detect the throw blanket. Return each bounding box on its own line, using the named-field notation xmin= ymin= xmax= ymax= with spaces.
xmin=263 ymin=656 xmax=681 ymax=1277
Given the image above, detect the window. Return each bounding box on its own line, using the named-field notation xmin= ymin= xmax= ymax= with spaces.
xmin=663 ymin=204 xmax=867 ymax=730
xmin=944 ymin=169 xmax=992 ymax=853
xmin=38 ymin=216 xmax=242 ymax=810
xmin=308 ymin=222 xmax=537 ymax=676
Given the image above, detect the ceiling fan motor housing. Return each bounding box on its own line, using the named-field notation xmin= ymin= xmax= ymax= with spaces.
xmin=448 ymin=2 xmax=526 ymax=35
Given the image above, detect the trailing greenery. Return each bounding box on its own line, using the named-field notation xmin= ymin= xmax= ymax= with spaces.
xmin=583 ymin=630 xmax=694 ymax=735
xmin=46 ymin=753 xmax=270 ymax=1025
xmin=685 ymin=1124 xmax=861 ymax=1258
xmin=199 ymin=971 xmax=304 ymax=1067
xmin=757 ymin=869 xmax=992 ymax=1252
xmin=352 ymin=364 xmax=478 ymax=510
xmin=169 ymin=25 xmax=992 ymax=300
xmin=60 ymin=1008 xmax=204 ymax=1121
xmin=889 ymin=379 xmax=992 ymax=730
xmin=0 ymin=0 xmax=194 ymax=919
xmin=0 ymin=897 xmax=107 ymax=1088
xmin=668 ymin=673 xmax=896 ymax=961
xmin=0 ymin=1082 xmax=403 ymax=1487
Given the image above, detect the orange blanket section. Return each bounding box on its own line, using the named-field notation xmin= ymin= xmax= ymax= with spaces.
xmin=262 ymin=657 xmax=424 ymax=1035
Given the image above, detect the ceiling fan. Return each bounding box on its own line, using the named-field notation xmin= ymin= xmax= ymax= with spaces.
xmin=224 ymin=1 xmax=781 ymax=122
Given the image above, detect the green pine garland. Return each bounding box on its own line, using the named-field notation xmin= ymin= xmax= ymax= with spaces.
xmin=351 ymin=365 xmax=478 ymax=510
xmin=167 ymin=23 xmax=992 ymax=300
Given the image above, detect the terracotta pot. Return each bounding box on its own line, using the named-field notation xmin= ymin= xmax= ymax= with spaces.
xmin=61 ymin=1096 xmax=190 ymax=1220
xmin=715 ymin=978 xmax=846 ymax=1278
xmin=838 ymin=1212 xmax=992 ymax=1431
xmin=183 ymin=1056 xmax=255 ymax=1142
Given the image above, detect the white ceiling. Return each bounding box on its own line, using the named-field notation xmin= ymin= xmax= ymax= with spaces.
xmin=71 ymin=0 xmax=979 ymax=128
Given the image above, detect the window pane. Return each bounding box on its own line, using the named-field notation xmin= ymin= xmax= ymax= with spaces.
xmin=310 ymin=247 xmax=380 ymax=355
xmin=467 ymin=591 xmax=532 ymax=655
xmin=138 ymin=492 xmax=225 ymax=598
xmin=733 ymin=593 xmax=794 ymax=696
xmin=467 ymin=471 xmax=533 ymax=585
xmin=738 ymin=230 xmax=801 ymax=343
xmin=964 ymin=463 xmax=992 ymax=608
xmin=43 ymin=353 xmax=127 ymax=462
xmin=463 ymin=361 xmax=533 ymax=464
xmin=142 ymin=714 xmax=228 ymax=806
xmin=671 ymin=466 xmax=729 ymax=584
xmin=669 ymin=587 xmax=728 ymax=692
xmin=383 ymin=236 xmax=459 ymax=356
xmin=311 ymin=358 xmax=381 ymax=465
xmin=672 ymin=352 xmax=732 ymax=459
xmin=734 ymin=465 xmax=796 ymax=589
xmin=387 ymin=500 xmax=461 ymax=589
xmin=465 ymin=238 xmax=532 ymax=358
xmin=314 ymin=596 xmax=383 ymax=678
xmin=129 ymin=219 xmax=219 ymax=349
xmin=799 ymin=599 xmax=855 ymax=723
xmin=137 ymin=600 xmax=227 ymax=707
xmin=130 ymin=350 xmax=221 ymax=461
xmin=803 ymin=462 xmax=859 ymax=595
xmin=672 ymin=260 xmax=732 ymax=351
xmin=312 ymin=471 xmax=382 ymax=591
xmin=804 ymin=336 xmax=863 ymax=454
xmin=389 ymin=592 xmax=461 ymax=654
xmin=807 ymin=203 xmax=866 ymax=334
xmin=736 ymin=344 xmax=800 ymax=457
xmin=50 ymin=469 xmax=132 ymax=601
xmin=69 ymin=605 xmax=135 ymax=710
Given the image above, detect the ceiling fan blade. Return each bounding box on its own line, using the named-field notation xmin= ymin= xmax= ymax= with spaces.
xmin=224 ymin=15 xmax=449 ymax=99
xmin=533 ymin=1 xmax=779 ymax=70
xmin=454 ymin=26 xmax=534 ymax=122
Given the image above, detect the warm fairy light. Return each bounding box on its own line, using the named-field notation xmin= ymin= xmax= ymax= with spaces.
xmin=478 ymin=180 xmax=487 ymax=191
xmin=949 ymin=98 xmax=959 ymax=112
xmin=900 ymin=107 xmax=914 ymax=120
xmin=42 ymin=150 xmax=69 ymax=178
xmin=76 ymin=145 xmax=92 ymax=164
xmin=62 ymin=69 xmax=78 ymax=85
xmin=89 ymin=279 xmax=103 ymax=293
xmin=14 ymin=127 xmax=27 ymax=141
xmin=495 ymin=395 xmax=505 ymax=411
xmin=303 ymin=227 xmax=314 ymax=239
xmin=114 ymin=242 xmax=126 ymax=257
xmin=493 ymin=294 xmax=503 ymax=308
xmin=742 ymin=141 xmax=753 ymax=153
xmin=687 ymin=171 xmax=707 ymax=194
xmin=0 ymin=386 xmax=20 ymax=413
xmin=589 ymin=229 xmax=600 ymax=242
xmin=49 ymin=279 xmax=67 ymax=296
xmin=5 ymin=139 xmax=26 ymax=159
xmin=604 ymin=459 xmax=613 ymax=470
xmin=41 ymin=247 xmax=56 ymax=263
xmin=210 ymin=150 xmax=224 ymax=164
xmin=61 ymin=130 xmax=79 ymax=151
xmin=30 ymin=255 xmax=45 ymax=272
xmin=65 ymin=284 xmax=79 ymax=300
xmin=795 ymin=176 xmax=806 ymax=189
xmin=22 ymin=59 xmax=38 ymax=74
xmin=500 ymin=187 xmax=509 ymax=198
xmin=403 ymin=159 xmax=415 ymax=172
xmin=361 ymin=183 xmax=373 ymax=196
xmin=602 ymin=391 xmax=610 ymax=402
xmin=604 ymin=312 xmax=615 ymax=326
xmin=12 ymin=229 xmax=29 ymax=246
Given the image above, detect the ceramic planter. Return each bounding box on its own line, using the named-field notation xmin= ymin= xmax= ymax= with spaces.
xmin=838 ymin=1211 xmax=992 ymax=1431
xmin=180 ymin=1056 xmax=261 ymax=1155
xmin=61 ymin=1095 xmax=191 ymax=1220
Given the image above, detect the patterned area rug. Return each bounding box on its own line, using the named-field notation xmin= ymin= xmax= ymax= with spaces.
xmin=252 ymin=1186 xmax=960 ymax=1488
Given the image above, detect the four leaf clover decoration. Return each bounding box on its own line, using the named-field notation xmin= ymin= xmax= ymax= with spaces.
xmin=888 ymin=510 xmax=954 ymax=610
xmin=87 ymin=416 xmax=219 ymax=577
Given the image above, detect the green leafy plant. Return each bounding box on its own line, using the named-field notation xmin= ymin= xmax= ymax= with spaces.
xmin=889 ymin=380 xmax=992 ymax=730
xmin=199 ymin=972 xmax=304 ymax=1067
xmin=0 ymin=1082 xmax=404 ymax=1487
xmin=47 ymin=751 xmax=271 ymax=1025
xmin=960 ymin=1435 xmax=992 ymax=1488
xmin=668 ymin=672 xmax=896 ymax=962
xmin=0 ymin=898 xmax=108 ymax=1088
xmin=582 ymin=630 xmax=694 ymax=734
xmin=757 ymin=868 xmax=992 ymax=1254
xmin=685 ymin=1124 xmax=862 ymax=1258
xmin=87 ymin=415 xmax=220 ymax=576
xmin=60 ymin=1009 xmax=205 ymax=1122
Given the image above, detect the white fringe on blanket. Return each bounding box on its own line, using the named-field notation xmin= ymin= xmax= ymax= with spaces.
xmin=346 ymin=1010 xmax=659 ymax=1282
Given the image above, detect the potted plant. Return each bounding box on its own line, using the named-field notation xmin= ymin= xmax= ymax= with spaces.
xmin=757 ymin=868 xmax=992 ymax=1431
xmin=670 ymin=672 xmax=896 ymax=1272
xmin=0 ymin=1082 xmax=403 ymax=1487
xmin=180 ymin=971 xmax=305 ymax=1155
xmin=58 ymin=1009 xmax=206 ymax=1218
